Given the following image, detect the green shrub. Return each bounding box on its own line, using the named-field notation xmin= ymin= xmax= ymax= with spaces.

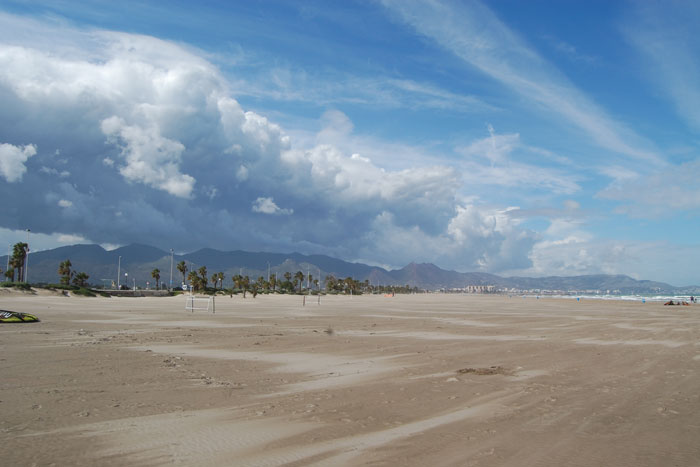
xmin=72 ymin=287 xmax=96 ymax=297
xmin=1 ymin=281 xmax=32 ymax=290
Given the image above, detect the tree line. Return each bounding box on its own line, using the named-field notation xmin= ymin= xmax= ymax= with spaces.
xmin=2 ymin=242 xmax=29 ymax=282
xmin=173 ymin=261 xmax=420 ymax=295
xmin=2 ymin=243 xmax=91 ymax=288
xmin=2 ymin=248 xmax=420 ymax=295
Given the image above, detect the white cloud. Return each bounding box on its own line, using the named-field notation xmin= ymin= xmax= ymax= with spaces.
xmin=0 ymin=227 xmax=89 ymax=253
xmin=563 ymin=200 xmax=580 ymax=211
xmin=226 ymin=65 xmax=490 ymax=114
xmin=101 ymin=116 xmax=195 ymax=198
xmin=623 ymin=2 xmax=700 ymax=132
xmin=598 ymin=159 xmax=700 ymax=216
xmin=446 ymin=205 xmax=535 ymax=270
xmin=58 ymin=199 xmax=73 ymax=208
xmin=381 ymin=0 xmax=660 ymax=164
xmin=1 ymin=28 xmax=291 ymax=201
xmin=252 ymin=197 xmax=293 ymax=215
xmin=57 ymin=234 xmax=86 ymax=243
xmin=457 ymin=128 xmax=580 ymax=194
xmin=597 ymin=165 xmax=639 ymax=183
xmin=236 ymin=165 xmax=249 ymax=181
xmin=204 ymin=186 xmax=219 ymax=200
xmin=0 ymin=142 xmax=36 ymax=182
xmin=283 ymin=111 xmax=460 ymax=212
xmin=523 ymin=230 xmax=700 ymax=286
xmin=280 ymin=140 xmax=461 ymax=240
xmin=355 ymin=204 xmax=536 ymax=272
xmin=317 ymin=109 xmax=355 ymax=145
xmin=543 ymin=36 xmax=597 ymax=65
xmin=39 ymin=166 xmax=70 ymax=177
xmin=0 ymin=24 xmax=292 ymax=247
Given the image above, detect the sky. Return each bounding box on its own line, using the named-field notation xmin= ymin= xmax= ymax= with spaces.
xmin=1 ymin=0 xmax=699 ymax=286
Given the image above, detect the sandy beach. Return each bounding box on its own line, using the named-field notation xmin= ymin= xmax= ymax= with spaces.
xmin=1 ymin=290 xmax=699 ymax=466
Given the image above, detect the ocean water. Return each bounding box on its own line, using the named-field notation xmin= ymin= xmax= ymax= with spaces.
xmin=528 ymin=294 xmax=698 ymax=303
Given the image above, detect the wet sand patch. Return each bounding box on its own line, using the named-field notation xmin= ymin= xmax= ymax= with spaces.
xmin=131 ymin=345 xmax=406 ymax=394
xmin=74 ymin=318 xmax=255 ymax=328
xmin=53 ymin=409 xmax=321 ymax=466
xmin=361 ymin=314 xmax=501 ymax=327
xmin=574 ymin=337 xmax=688 ymax=348
xmin=340 ymin=329 xmax=546 ymax=341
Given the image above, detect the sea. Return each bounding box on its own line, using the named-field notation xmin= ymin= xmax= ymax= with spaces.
xmin=522 ymin=294 xmax=698 ymax=303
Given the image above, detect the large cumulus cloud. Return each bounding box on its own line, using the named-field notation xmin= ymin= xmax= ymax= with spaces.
xmin=0 ymin=17 xmax=537 ymax=273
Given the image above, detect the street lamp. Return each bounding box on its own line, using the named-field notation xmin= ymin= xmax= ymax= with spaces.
xmin=117 ymin=256 xmax=121 ymax=289
xmin=24 ymin=229 xmax=30 ymax=284
xmin=169 ymin=248 xmax=174 ymax=291
xmin=124 ymin=272 xmax=128 ymax=290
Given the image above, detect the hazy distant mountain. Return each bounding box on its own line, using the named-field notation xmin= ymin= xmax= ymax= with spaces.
xmin=388 ymin=263 xmax=502 ymax=289
xmin=498 ymin=274 xmax=675 ymax=294
xmin=3 ymin=243 xmax=696 ymax=294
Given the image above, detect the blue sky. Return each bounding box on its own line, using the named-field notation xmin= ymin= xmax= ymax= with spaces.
xmin=1 ymin=0 xmax=699 ymax=285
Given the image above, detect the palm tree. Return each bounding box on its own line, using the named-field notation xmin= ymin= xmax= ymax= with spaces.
xmin=214 ymin=272 xmax=225 ymax=290
xmin=177 ymin=261 xmax=187 ymax=286
xmin=209 ymin=272 xmax=221 ymax=290
xmin=294 ymin=271 xmax=304 ymax=293
xmin=342 ymin=277 xmax=356 ymax=294
xmin=325 ymin=275 xmax=336 ymax=292
xmin=10 ymin=242 xmax=27 ymax=282
xmin=187 ymin=271 xmax=200 ymax=291
xmin=151 ymin=268 xmax=161 ymax=289
xmin=58 ymin=259 xmax=73 ymax=286
xmin=232 ymin=274 xmax=242 ymax=291
xmin=72 ymin=271 xmax=90 ymax=287
xmin=241 ymin=275 xmax=250 ymax=298
xmin=269 ymin=273 xmax=277 ymax=292
xmin=198 ymin=266 xmax=208 ymax=288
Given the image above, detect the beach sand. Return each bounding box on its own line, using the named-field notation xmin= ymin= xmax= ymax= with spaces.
xmin=1 ymin=290 xmax=699 ymax=466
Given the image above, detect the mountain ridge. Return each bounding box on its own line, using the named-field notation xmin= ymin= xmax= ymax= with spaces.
xmin=3 ymin=243 xmax=697 ymax=293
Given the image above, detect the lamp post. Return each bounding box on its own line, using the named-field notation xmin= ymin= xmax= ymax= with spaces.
xmin=117 ymin=256 xmax=121 ymax=289
xmin=124 ymin=272 xmax=128 ymax=291
xmin=24 ymin=229 xmax=30 ymax=284
xmin=169 ymin=248 xmax=174 ymax=291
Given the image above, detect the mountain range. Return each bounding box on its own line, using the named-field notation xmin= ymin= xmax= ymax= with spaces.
xmin=3 ymin=243 xmax=697 ymax=294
